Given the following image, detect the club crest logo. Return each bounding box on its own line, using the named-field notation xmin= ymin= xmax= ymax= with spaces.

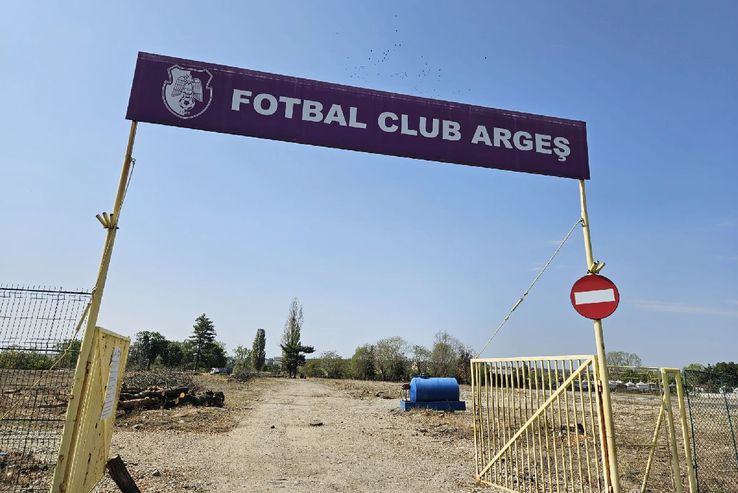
xmin=162 ymin=65 xmax=213 ymax=119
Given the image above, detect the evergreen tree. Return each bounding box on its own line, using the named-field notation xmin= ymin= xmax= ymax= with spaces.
xmin=189 ymin=314 xmax=216 ymax=371
xmin=280 ymin=298 xmax=314 ymax=378
xmin=252 ymin=328 xmax=266 ymax=371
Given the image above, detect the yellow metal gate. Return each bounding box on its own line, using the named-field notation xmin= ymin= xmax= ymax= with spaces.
xmin=472 ymin=355 xmax=608 ymax=492
xmin=51 ymin=326 xmax=129 ymax=492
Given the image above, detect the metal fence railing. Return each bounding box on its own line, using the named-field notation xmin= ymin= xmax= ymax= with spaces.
xmin=683 ymin=369 xmax=738 ymax=493
xmin=0 ymin=285 xmax=91 ymax=492
xmin=471 ymin=359 xmax=738 ymax=493
xmin=471 ymin=355 xmax=607 ymax=492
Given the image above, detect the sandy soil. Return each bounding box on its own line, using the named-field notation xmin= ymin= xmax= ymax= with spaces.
xmin=94 ymin=377 xmax=486 ymax=493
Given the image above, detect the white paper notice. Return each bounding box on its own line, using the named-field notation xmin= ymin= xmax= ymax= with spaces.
xmin=100 ymin=347 xmax=122 ymax=419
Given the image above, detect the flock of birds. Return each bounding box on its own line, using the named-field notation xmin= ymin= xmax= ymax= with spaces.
xmin=337 ymin=19 xmax=479 ymax=99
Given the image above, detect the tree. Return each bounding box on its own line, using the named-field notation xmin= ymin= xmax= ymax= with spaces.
xmin=320 ymin=351 xmax=347 ymax=379
xmin=206 ymin=341 xmax=228 ymax=368
xmin=606 ymin=351 xmax=642 ymax=368
xmin=189 ymin=314 xmax=217 ymax=371
xmin=374 ymin=337 xmax=409 ymax=381
xmin=252 ymin=328 xmax=266 ymax=371
xmin=130 ymin=331 xmax=169 ymax=369
xmin=706 ymin=362 xmax=738 ymax=388
xmin=455 ymin=345 xmax=474 ymax=384
xmin=162 ymin=340 xmax=185 ymax=368
xmin=410 ymin=345 xmax=432 ymax=376
xmin=430 ymin=331 xmax=461 ymax=377
xmin=351 ymin=344 xmax=376 ymax=380
xmin=684 ymin=363 xmax=706 ymax=373
xmin=54 ymin=339 xmax=82 ymax=368
xmin=681 ymin=362 xmax=738 ymax=391
xmin=304 ymin=358 xmax=323 ymax=377
xmin=0 ymin=348 xmax=54 ymax=370
xmin=280 ymin=298 xmax=314 ymax=378
xmin=233 ymin=345 xmax=252 ymax=374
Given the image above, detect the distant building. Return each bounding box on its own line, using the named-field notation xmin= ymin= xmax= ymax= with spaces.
xmin=609 ymin=380 xmax=626 ymax=391
xmin=635 ymin=382 xmax=650 ymax=392
xmin=265 ymin=357 xmax=283 ymax=368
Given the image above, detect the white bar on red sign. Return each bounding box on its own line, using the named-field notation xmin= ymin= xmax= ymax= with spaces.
xmin=574 ymin=288 xmax=616 ymax=305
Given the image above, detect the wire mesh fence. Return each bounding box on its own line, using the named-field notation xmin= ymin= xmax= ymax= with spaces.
xmin=683 ymin=369 xmax=738 ymax=493
xmin=0 ymin=285 xmax=91 ymax=492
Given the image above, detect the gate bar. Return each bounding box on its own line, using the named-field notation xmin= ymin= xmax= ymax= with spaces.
xmin=578 ymin=179 xmax=621 ymax=493
xmin=640 ymin=400 xmax=665 ymax=493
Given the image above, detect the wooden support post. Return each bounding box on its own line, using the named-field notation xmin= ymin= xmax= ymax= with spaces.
xmin=106 ymin=456 xmax=141 ymax=493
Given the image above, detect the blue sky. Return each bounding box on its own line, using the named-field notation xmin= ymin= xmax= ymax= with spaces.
xmin=1 ymin=2 xmax=736 ymax=367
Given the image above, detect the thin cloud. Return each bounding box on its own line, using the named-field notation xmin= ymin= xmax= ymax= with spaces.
xmin=716 ymin=219 xmax=737 ymax=229
xmin=634 ymin=300 xmax=738 ymax=318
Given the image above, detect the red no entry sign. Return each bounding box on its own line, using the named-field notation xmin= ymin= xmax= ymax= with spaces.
xmin=570 ymin=274 xmax=620 ymax=320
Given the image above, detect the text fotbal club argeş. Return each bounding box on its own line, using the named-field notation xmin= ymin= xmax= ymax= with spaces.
xmin=231 ymin=90 xmax=572 ymax=162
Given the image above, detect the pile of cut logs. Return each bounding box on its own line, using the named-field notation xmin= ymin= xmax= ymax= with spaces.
xmin=118 ymin=385 xmax=225 ymax=411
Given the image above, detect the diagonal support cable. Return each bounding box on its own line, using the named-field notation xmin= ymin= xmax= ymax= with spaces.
xmin=475 ymin=217 xmax=583 ymax=358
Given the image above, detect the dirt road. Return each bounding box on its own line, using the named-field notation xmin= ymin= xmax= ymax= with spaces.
xmin=96 ymin=378 xmax=485 ymax=492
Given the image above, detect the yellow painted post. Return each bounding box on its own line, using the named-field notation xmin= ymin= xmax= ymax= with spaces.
xmin=472 ymin=360 xmax=479 ymax=476
xmin=578 ymin=179 xmax=621 ymax=493
xmin=51 ymin=121 xmax=138 ymax=492
xmin=673 ymin=370 xmax=698 ymax=493
xmin=640 ymin=402 xmax=665 ymax=493
xmin=661 ymin=369 xmax=684 ymax=493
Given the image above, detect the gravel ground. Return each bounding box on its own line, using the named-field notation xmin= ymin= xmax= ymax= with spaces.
xmin=94 ymin=377 xmax=488 ymax=493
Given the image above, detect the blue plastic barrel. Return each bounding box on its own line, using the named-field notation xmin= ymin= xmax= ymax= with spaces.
xmin=409 ymin=377 xmax=460 ymax=402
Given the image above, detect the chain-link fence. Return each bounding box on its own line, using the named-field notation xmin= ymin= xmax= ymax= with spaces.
xmin=605 ymin=366 xmax=738 ymax=492
xmin=683 ymin=369 xmax=738 ymax=493
xmin=0 ymin=285 xmax=91 ymax=492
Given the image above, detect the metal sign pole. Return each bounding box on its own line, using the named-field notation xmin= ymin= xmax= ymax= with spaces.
xmin=51 ymin=121 xmax=138 ymax=492
xmin=578 ymin=179 xmax=621 ymax=493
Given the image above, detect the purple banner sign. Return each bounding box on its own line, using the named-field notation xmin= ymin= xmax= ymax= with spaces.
xmin=127 ymin=52 xmax=589 ymax=179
